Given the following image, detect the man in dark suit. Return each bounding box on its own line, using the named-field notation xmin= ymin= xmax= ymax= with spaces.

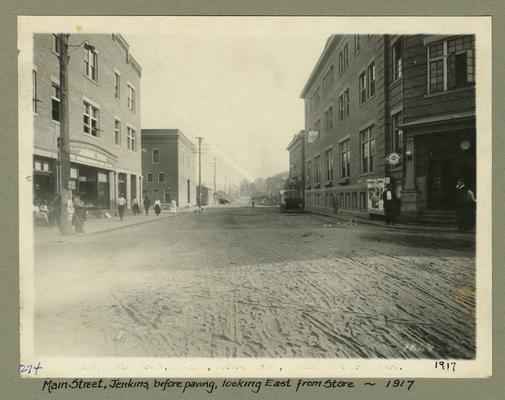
xmin=383 ymin=183 xmax=397 ymax=225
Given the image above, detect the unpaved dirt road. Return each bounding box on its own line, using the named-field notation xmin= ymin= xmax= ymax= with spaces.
xmin=34 ymin=206 xmax=475 ymax=358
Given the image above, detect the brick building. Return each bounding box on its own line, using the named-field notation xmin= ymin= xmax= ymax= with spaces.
xmin=286 ymin=130 xmax=305 ymax=198
xmin=300 ymin=35 xmax=386 ymax=216
xmin=32 ymin=33 xmax=142 ymax=211
xmin=398 ymin=35 xmax=476 ymax=222
xmin=141 ymin=129 xmax=197 ymax=207
xmin=297 ymin=34 xmax=475 ymax=222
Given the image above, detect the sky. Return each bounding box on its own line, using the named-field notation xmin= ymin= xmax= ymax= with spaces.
xmin=124 ymin=19 xmax=339 ymax=186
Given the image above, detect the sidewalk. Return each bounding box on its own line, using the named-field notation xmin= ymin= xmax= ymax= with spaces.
xmin=308 ymin=209 xmax=474 ymax=235
xmin=34 ymin=207 xmax=197 ymax=244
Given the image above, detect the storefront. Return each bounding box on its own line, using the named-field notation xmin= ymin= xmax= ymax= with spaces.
xmin=400 ymin=113 xmax=476 ymax=218
xmin=69 ymin=164 xmax=111 ymax=209
xmin=33 ymin=156 xmax=56 ymax=203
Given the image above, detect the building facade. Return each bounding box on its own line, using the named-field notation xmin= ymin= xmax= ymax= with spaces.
xmin=32 ymin=33 xmax=142 ymax=211
xmin=300 ymin=35 xmax=386 ymax=216
xmin=141 ymin=129 xmax=197 ymax=207
xmin=286 ymin=130 xmax=306 ymax=198
xmin=298 ymin=34 xmax=476 ymax=222
xmin=399 ymin=35 xmax=476 ymax=221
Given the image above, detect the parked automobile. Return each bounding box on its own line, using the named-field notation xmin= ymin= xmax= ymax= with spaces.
xmin=279 ymin=190 xmax=304 ymax=213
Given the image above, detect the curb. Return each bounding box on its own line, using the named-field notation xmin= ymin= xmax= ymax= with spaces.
xmin=306 ymin=209 xmax=472 ymax=235
xmin=35 ymin=211 xmax=191 ymax=244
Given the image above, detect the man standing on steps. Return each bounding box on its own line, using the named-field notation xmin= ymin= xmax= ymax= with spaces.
xmin=117 ymin=193 xmax=127 ymax=222
xmin=455 ymin=178 xmax=476 ymax=233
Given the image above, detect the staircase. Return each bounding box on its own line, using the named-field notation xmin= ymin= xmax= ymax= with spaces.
xmin=417 ymin=210 xmax=457 ymax=226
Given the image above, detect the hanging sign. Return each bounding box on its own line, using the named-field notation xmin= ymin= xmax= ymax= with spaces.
xmin=386 ymin=152 xmax=401 ymax=166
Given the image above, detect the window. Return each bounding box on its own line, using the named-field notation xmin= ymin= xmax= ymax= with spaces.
xmin=52 ymin=34 xmax=61 ymax=55
xmin=114 ymin=72 xmax=120 ymax=98
xmin=127 ymin=127 xmax=136 ymax=151
xmin=83 ymin=102 xmax=99 ymax=137
xmin=323 ymin=65 xmax=334 ymax=96
xmin=51 ymin=83 xmax=60 ymax=122
xmin=340 ymin=139 xmax=350 ymax=178
xmin=359 ymin=72 xmax=367 ymax=104
xmin=339 ymin=89 xmax=350 ymax=121
xmin=152 ymin=149 xmax=159 ymax=163
xmin=314 ymin=86 xmax=320 ymax=108
xmin=85 ymin=48 xmax=98 ymax=81
xmin=147 ymin=172 xmax=153 ymax=183
xmin=325 ymin=148 xmax=334 ymax=181
xmin=339 ymin=43 xmax=349 ymax=74
xmin=428 ymin=35 xmax=475 ymax=93
xmin=32 ymin=70 xmax=38 ymax=113
xmin=114 ymin=119 xmax=121 ymax=145
xmin=359 ymin=62 xmax=376 ymax=103
xmin=158 ymin=172 xmax=165 ymax=183
xmin=325 ymin=106 xmax=333 ymax=132
xmin=367 ymin=63 xmax=376 ymax=97
xmin=315 ymin=155 xmax=321 ymax=183
xmin=360 ymin=125 xmax=375 ymax=173
xmin=392 ymin=112 xmax=403 ymax=153
xmin=306 ymin=160 xmax=312 ymax=184
xmin=354 ymin=35 xmax=360 ymax=53
xmin=309 ymin=95 xmax=314 ymax=112
xmin=128 ymin=85 xmax=136 ymax=111
xmin=393 ymin=39 xmax=402 ymax=81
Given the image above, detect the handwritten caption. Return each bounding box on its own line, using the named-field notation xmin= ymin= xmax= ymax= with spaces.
xmin=39 ymin=378 xmax=415 ymax=394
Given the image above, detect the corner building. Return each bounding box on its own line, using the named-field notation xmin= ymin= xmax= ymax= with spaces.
xmin=141 ymin=129 xmax=197 ymax=207
xmin=32 ymin=34 xmax=142 ymax=212
xmin=301 ymin=35 xmax=386 ymax=216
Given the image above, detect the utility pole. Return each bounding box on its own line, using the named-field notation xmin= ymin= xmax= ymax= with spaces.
xmin=58 ymin=33 xmax=73 ymax=235
xmin=213 ymin=158 xmax=216 ymax=205
xmin=197 ymin=137 xmax=203 ymax=207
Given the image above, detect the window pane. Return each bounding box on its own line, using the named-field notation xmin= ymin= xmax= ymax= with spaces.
xmin=430 ymin=60 xmax=444 ymax=92
xmin=429 ymin=43 xmax=443 ymax=58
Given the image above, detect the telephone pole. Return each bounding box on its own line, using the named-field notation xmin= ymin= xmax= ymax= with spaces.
xmin=213 ymin=158 xmax=216 ymax=205
xmin=197 ymin=137 xmax=203 ymax=207
xmin=58 ymin=33 xmax=73 ymax=235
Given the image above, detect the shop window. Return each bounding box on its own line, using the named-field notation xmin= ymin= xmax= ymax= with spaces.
xmin=345 ymin=193 xmax=350 ymax=208
xmin=85 ymin=47 xmax=98 ymax=82
xmin=52 ymin=83 xmax=60 ymax=122
xmin=428 ymin=35 xmax=475 ymax=93
xmin=83 ymin=102 xmax=99 ymax=137
xmin=352 ymin=192 xmax=358 ymax=208
xmin=360 ymin=192 xmax=366 ymax=209
xmin=360 ymin=125 xmax=375 ymax=173
xmin=339 ymin=193 xmax=344 ymax=207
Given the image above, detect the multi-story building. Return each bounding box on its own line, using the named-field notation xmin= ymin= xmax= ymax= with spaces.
xmin=300 ymin=35 xmax=386 ymax=216
xmin=286 ymin=130 xmax=306 ymax=198
xmin=32 ymin=33 xmax=142 ymax=211
xmin=398 ymin=35 xmax=476 ymax=221
xmin=298 ymin=34 xmax=475 ymax=222
xmin=141 ymin=129 xmax=196 ymax=207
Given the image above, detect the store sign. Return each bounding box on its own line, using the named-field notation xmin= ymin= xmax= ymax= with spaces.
xmin=68 ymin=181 xmax=76 ymax=190
xmin=367 ymin=178 xmax=386 ymax=215
xmin=386 ymin=152 xmax=401 ymax=166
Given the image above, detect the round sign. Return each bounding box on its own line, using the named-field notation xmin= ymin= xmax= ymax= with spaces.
xmin=387 ymin=152 xmax=401 ymax=166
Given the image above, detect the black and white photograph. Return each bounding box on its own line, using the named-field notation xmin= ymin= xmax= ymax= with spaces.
xmin=18 ymin=16 xmax=492 ymax=378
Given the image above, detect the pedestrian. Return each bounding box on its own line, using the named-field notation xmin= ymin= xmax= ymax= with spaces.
xmin=132 ymin=196 xmax=140 ymax=216
xmin=154 ymin=198 xmax=161 ymax=216
xmin=454 ymin=179 xmax=476 ymax=232
xmin=383 ymin=183 xmax=397 ymax=225
xmin=251 ymin=197 xmax=255 ymax=208
xmin=117 ymin=193 xmax=127 ymax=221
xmin=72 ymin=191 xmax=86 ymax=233
xmin=143 ymin=196 xmax=151 ymax=216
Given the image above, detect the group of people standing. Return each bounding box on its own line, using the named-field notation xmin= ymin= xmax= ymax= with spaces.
xmin=117 ymin=194 xmax=162 ymax=221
